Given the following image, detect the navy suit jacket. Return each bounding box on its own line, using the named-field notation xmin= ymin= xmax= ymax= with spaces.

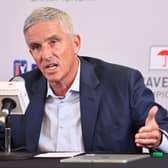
xmin=1 ymin=56 xmax=168 ymax=153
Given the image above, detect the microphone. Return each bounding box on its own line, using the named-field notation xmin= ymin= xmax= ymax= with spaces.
xmin=0 ymin=77 xmax=33 ymax=160
xmin=0 ymin=76 xmax=29 ymax=124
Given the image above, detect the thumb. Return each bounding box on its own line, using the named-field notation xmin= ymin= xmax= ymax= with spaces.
xmin=145 ymin=106 xmax=158 ymax=126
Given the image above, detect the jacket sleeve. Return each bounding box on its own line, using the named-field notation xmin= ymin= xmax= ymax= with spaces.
xmin=128 ymin=69 xmax=168 ymax=131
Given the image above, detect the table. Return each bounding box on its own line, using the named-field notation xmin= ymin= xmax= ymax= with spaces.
xmin=0 ymin=154 xmax=167 ymax=168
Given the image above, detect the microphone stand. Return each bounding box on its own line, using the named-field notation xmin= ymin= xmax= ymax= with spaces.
xmin=5 ymin=120 xmax=11 ymax=153
xmin=0 ymin=99 xmax=33 ymax=160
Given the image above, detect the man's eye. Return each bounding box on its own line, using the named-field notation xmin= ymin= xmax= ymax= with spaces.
xmin=50 ymin=40 xmax=58 ymax=44
xmin=30 ymin=44 xmax=40 ymax=50
xmin=50 ymin=38 xmax=60 ymax=45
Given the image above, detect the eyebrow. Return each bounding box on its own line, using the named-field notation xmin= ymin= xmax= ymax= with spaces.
xmin=28 ymin=34 xmax=61 ymax=48
xmin=45 ymin=34 xmax=61 ymax=41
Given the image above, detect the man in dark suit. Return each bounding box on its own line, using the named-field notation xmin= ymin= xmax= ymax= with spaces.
xmin=1 ymin=7 xmax=168 ymax=153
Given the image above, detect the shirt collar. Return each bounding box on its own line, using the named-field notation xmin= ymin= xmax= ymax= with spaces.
xmin=46 ymin=61 xmax=80 ymax=98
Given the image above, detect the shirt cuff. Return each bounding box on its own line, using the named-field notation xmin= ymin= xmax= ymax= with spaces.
xmin=156 ymin=129 xmax=168 ymax=153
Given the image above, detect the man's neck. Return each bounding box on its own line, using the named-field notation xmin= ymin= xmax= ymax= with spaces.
xmin=50 ymin=81 xmax=70 ymax=96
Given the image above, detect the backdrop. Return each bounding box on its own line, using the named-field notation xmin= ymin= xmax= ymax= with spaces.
xmin=0 ymin=0 xmax=167 ymax=108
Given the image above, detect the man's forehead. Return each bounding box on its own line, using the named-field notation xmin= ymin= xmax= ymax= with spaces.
xmin=24 ymin=21 xmax=63 ymax=44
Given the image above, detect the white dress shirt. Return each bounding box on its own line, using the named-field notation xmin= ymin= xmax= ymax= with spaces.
xmin=38 ymin=63 xmax=85 ymax=152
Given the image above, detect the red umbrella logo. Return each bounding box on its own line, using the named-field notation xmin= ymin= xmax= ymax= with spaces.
xmin=158 ymin=50 xmax=168 ymax=67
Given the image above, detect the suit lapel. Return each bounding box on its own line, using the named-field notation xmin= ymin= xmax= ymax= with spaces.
xmin=80 ymin=58 xmax=101 ymax=151
xmin=25 ymin=76 xmax=47 ymax=152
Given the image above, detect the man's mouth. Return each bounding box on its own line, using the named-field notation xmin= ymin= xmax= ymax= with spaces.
xmin=46 ymin=63 xmax=58 ymax=68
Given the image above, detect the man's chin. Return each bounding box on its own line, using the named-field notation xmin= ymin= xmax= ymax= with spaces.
xmin=47 ymin=77 xmax=61 ymax=84
xmin=45 ymin=73 xmax=60 ymax=81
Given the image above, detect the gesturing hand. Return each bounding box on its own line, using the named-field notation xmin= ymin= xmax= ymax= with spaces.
xmin=135 ymin=106 xmax=162 ymax=148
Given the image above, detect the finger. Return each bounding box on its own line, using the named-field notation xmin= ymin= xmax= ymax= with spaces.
xmin=145 ymin=106 xmax=158 ymax=125
xmin=135 ymin=138 xmax=159 ymax=148
xmin=135 ymin=143 xmax=143 ymax=147
xmin=135 ymin=130 xmax=161 ymax=148
xmin=135 ymin=130 xmax=160 ymax=139
xmin=138 ymin=125 xmax=153 ymax=133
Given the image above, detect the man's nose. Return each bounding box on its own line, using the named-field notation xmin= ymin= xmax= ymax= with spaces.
xmin=40 ymin=45 xmax=52 ymax=59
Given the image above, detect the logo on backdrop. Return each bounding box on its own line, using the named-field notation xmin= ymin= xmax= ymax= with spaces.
xmin=150 ymin=46 xmax=168 ymax=70
xmin=31 ymin=64 xmax=38 ymax=70
xmin=145 ymin=46 xmax=168 ymax=103
xmin=13 ymin=60 xmax=37 ymax=76
xmin=14 ymin=60 xmax=27 ymax=76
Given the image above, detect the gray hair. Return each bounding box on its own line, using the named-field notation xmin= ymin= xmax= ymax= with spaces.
xmin=23 ymin=7 xmax=74 ymax=34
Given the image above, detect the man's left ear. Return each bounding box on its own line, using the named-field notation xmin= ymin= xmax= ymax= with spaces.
xmin=73 ymin=34 xmax=81 ymax=54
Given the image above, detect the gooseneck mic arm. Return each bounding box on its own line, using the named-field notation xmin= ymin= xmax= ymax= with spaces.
xmin=0 ymin=98 xmax=16 ymax=126
xmin=1 ymin=98 xmax=16 ymax=117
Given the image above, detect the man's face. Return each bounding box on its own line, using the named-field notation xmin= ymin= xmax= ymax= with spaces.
xmin=24 ymin=20 xmax=80 ymax=85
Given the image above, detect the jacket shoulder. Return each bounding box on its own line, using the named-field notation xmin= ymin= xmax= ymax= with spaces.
xmin=79 ymin=56 xmax=141 ymax=76
xmin=18 ymin=69 xmax=45 ymax=94
xmin=20 ymin=68 xmax=43 ymax=82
